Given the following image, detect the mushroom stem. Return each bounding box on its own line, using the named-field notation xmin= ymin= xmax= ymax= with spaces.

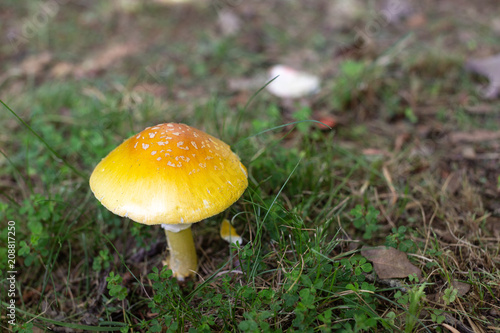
xmin=164 ymin=226 xmax=198 ymax=280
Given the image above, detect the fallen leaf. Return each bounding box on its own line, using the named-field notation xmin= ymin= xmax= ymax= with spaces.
xmin=451 ymin=280 xmax=471 ymax=297
xmin=50 ymin=62 xmax=74 ymax=78
xmin=361 ymin=246 xmax=422 ymax=280
xmin=466 ymin=54 xmax=500 ymax=99
xmin=75 ymin=42 xmax=142 ymax=77
xmin=20 ymin=51 xmax=52 ymax=75
xmin=461 ymin=146 xmax=476 ymax=159
xmin=0 ymin=52 xmax=53 ymax=85
xmin=266 ymin=65 xmax=320 ymax=99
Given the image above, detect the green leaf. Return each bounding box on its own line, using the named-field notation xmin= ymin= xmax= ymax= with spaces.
xmin=18 ymin=241 xmax=30 ymax=256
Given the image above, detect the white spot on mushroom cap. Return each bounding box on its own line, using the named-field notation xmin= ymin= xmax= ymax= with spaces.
xmin=151 ymin=151 xmax=157 ymax=155
xmin=142 ymin=143 xmax=149 ymax=149
xmin=149 ymin=132 xmax=156 ymax=138
xmin=191 ymin=141 xmax=198 ymax=149
xmin=239 ymin=163 xmax=247 ymax=177
xmin=157 ymin=157 xmax=162 ymax=161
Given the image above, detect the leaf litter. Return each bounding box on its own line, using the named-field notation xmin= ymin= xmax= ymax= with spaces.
xmin=361 ymin=246 xmax=422 ymax=280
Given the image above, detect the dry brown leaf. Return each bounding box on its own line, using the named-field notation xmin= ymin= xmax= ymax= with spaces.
xmin=361 ymin=246 xmax=422 ymax=280
xmin=75 ymin=42 xmax=141 ymax=77
xmin=451 ymin=280 xmax=471 ymax=297
xmin=0 ymin=51 xmax=53 ymax=85
xmin=466 ymin=54 xmax=500 ymax=99
xmin=20 ymin=51 xmax=52 ymax=75
xmin=462 ymin=146 xmax=476 ymax=159
xmin=50 ymin=62 xmax=75 ymax=78
xmin=449 ymin=130 xmax=500 ymax=143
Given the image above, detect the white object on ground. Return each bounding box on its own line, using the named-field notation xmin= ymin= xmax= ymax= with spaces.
xmin=266 ymin=65 xmax=320 ymax=99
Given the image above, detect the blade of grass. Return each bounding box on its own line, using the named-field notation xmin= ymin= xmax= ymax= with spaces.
xmin=235 ymin=119 xmax=332 ymax=147
xmin=0 ymin=99 xmax=85 ymax=179
xmin=0 ymin=301 xmax=125 ymax=331
xmin=249 ymin=157 xmax=303 ymax=282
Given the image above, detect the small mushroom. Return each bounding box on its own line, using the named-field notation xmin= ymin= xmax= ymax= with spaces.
xmin=90 ymin=123 xmax=248 ymax=280
xmin=266 ymin=65 xmax=321 ymax=99
xmin=220 ymin=218 xmax=243 ymax=245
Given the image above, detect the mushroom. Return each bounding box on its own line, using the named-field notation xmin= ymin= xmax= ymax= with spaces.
xmin=220 ymin=218 xmax=243 ymax=245
xmin=89 ymin=123 xmax=248 ymax=280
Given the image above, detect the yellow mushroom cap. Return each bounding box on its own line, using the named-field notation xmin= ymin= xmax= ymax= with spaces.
xmin=220 ymin=218 xmax=243 ymax=245
xmin=89 ymin=123 xmax=248 ymax=225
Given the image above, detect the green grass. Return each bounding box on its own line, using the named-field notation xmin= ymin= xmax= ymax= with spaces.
xmin=1 ymin=1 xmax=500 ymax=332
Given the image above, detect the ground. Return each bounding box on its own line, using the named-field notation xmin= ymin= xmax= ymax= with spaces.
xmin=0 ymin=0 xmax=499 ymax=332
